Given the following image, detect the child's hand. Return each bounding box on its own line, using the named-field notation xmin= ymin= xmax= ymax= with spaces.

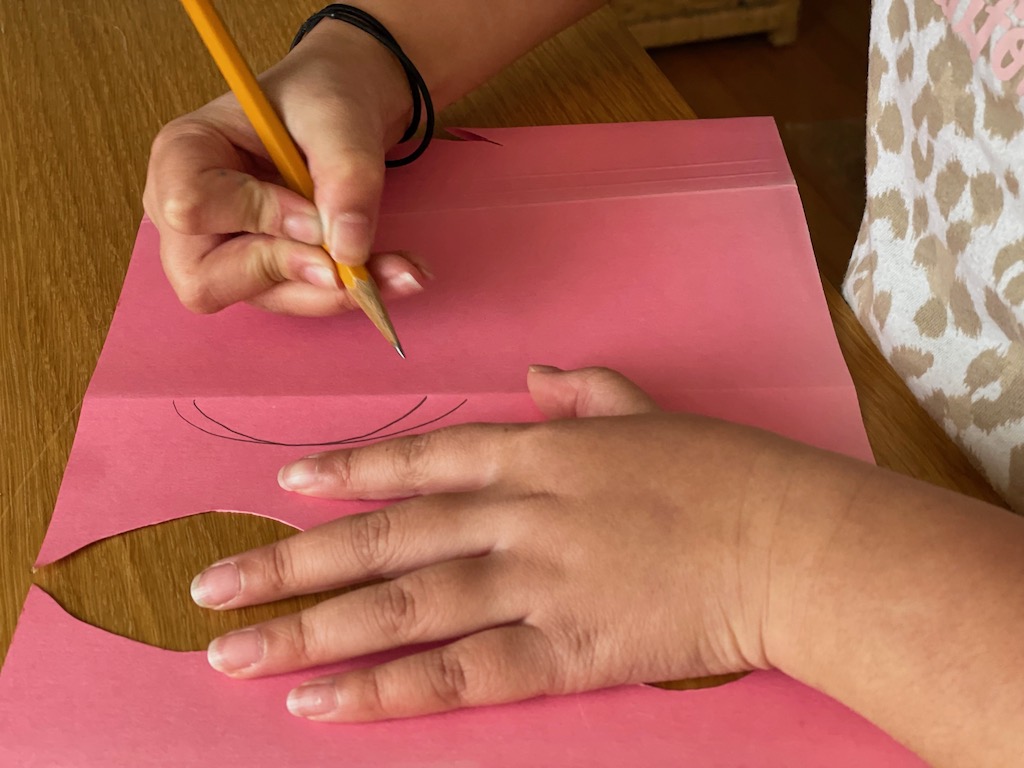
xmin=143 ymin=22 xmax=427 ymax=317
xmin=190 ymin=367 xmax=841 ymax=721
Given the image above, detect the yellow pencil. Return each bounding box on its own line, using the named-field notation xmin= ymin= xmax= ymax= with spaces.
xmin=179 ymin=0 xmax=404 ymax=358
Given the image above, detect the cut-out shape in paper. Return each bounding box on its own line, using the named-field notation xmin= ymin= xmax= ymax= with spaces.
xmin=2 ymin=120 xmax=922 ymax=765
xmin=32 ymin=511 xmax=328 ymax=651
xmin=0 ymin=587 xmax=924 ymax=767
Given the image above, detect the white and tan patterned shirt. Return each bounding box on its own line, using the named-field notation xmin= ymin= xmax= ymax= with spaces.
xmin=845 ymin=0 xmax=1024 ymax=510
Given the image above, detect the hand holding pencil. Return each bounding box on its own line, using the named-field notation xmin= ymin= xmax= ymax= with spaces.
xmin=142 ymin=0 xmax=427 ymax=340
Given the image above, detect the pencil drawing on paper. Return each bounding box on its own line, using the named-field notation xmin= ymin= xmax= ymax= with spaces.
xmin=172 ymin=397 xmax=468 ymax=447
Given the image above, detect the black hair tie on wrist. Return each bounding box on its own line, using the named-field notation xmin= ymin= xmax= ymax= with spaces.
xmin=291 ymin=4 xmax=434 ymax=167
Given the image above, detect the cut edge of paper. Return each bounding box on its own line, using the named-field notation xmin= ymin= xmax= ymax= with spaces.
xmin=15 ymin=584 xmax=200 ymax=657
xmin=445 ymin=127 xmax=505 ymax=146
xmin=35 ymin=507 xmax=306 ymax=569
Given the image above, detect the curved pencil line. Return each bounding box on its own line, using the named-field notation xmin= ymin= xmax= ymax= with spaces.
xmin=190 ymin=396 xmax=429 ymax=446
xmin=172 ymin=398 xmax=469 ymax=447
xmin=188 ymin=401 xmax=275 ymax=445
xmin=329 ymin=399 xmax=468 ymax=444
xmin=172 ymin=401 xmax=265 ymax=444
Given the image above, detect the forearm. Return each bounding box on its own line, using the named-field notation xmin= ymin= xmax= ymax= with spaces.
xmin=355 ymin=1 xmax=605 ymax=106
xmin=772 ymin=457 xmax=1024 ymax=767
xmin=303 ymin=1 xmax=605 ymax=133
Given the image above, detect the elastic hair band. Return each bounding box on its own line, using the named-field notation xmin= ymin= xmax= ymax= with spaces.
xmin=291 ymin=4 xmax=434 ymax=167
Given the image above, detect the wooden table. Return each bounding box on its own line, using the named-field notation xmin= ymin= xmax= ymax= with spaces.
xmin=0 ymin=1 xmax=1005 ymax=670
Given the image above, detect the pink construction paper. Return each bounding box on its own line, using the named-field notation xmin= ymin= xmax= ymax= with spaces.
xmin=2 ymin=119 xmax=924 ymax=764
xmin=0 ymin=586 xmax=924 ymax=767
xmin=36 ymin=118 xmax=872 ymax=566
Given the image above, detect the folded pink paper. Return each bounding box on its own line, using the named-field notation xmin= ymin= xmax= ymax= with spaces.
xmin=2 ymin=119 xmax=923 ymax=765
xmin=35 ymin=118 xmax=873 ymax=567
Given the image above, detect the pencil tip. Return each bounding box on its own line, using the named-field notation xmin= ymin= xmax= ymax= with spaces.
xmin=395 ymin=342 xmax=406 ymax=360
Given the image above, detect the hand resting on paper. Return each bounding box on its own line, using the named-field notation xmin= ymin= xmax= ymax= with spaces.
xmin=143 ymin=20 xmax=427 ymax=317
xmin=190 ymin=366 xmax=793 ymax=717
xmin=189 ymin=365 xmax=1024 ymax=766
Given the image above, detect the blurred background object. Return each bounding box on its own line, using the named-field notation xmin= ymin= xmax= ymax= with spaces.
xmin=611 ymin=0 xmax=802 ymax=48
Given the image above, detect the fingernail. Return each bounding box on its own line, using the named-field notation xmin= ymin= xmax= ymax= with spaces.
xmin=278 ymin=458 xmax=318 ymax=491
xmin=329 ymin=213 xmax=373 ymax=266
xmin=208 ymin=629 xmax=264 ymax=674
xmin=385 ymin=271 xmax=423 ymax=296
xmin=529 ymin=364 xmax=563 ymax=374
xmin=283 ymin=212 xmax=323 ymax=244
xmin=301 ymin=264 xmax=338 ymax=290
xmin=287 ymin=683 xmax=339 ymax=718
xmin=190 ymin=562 xmax=241 ymax=608
xmin=398 ymin=250 xmax=435 ymax=280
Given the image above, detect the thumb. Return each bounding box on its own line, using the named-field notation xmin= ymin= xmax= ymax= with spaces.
xmin=527 ymin=366 xmax=661 ymax=420
xmin=298 ymin=109 xmax=387 ymax=268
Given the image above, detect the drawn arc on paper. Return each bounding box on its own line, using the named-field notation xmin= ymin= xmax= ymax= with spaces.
xmin=171 ymin=396 xmax=469 ymax=448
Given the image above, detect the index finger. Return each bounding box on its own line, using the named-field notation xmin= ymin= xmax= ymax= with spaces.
xmin=278 ymin=423 xmax=526 ymax=499
xmin=191 ymin=493 xmax=495 ymax=609
xmin=145 ymin=118 xmax=321 ymax=242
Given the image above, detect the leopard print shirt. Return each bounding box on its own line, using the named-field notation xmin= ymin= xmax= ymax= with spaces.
xmin=845 ymin=0 xmax=1024 ymax=510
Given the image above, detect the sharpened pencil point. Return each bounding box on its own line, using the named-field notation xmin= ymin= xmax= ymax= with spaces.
xmin=395 ymin=342 xmax=406 ymax=359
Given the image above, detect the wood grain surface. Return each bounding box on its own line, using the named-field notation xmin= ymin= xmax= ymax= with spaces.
xmin=0 ymin=0 xmax=1004 ymax=686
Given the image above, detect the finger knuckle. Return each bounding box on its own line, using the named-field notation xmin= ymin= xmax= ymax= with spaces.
xmin=150 ymin=122 xmax=219 ymax=235
xmin=493 ymin=490 xmax=560 ymax=538
xmin=245 ymin=237 xmax=288 ymax=287
xmin=269 ymin=541 xmax=297 ymax=593
xmin=350 ymin=509 xmax=396 ymax=573
xmin=149 ymin=123 xmax=175 ymax=155
xmin=372 ymin=579 xmax=426 ymax=642
xmin=390 ymin=433 xmax=432 ymax=488
xmin=476 ymin=421 xmax=528 ymax=448
xmin=174 ymin=277 xmax=220 ymax=314
xmin=149 ymin=122 xmax=185 ymax=166
xmin=358 ymin=669 xmax=388 ymax=716
xmin=428 ymin=647 xmax=472 ymax=709
xmin=549 ymin=624 xmax=599 ymax=694
xmin=161 ymin=188 xmax=208 ymax=235
xmin=286 ymin=611 xmax=324 ymax=666
xmin=240 ymin=175 xmax=280 ymax=234
xmin=500 ymin=423 xmax=536 ymax=468
xmin=151 ymin=119 xmax=197 ymax=151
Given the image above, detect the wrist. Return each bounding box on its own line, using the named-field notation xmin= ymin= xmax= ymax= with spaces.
xmin=756 ymin=448 xmax=876 ymax=680
xmin=664 ymin=421 xmax=862 ymax=676
xmin=760 ymin=459 xmax=1024 ymax=765
xmin=297 ymin=19 xmax=415 ymax=148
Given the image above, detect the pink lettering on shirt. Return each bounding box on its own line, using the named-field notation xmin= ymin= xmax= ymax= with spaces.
xmin=934 ymin=0 xmax=1024 ymax=95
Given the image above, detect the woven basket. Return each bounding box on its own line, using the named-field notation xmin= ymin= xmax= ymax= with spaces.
xmin=611 ymin=0 xmax=801 ymax=48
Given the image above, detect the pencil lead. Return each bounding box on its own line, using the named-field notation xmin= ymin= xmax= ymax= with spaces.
xmin=395 ymin=341 xmax=406 ymax=359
